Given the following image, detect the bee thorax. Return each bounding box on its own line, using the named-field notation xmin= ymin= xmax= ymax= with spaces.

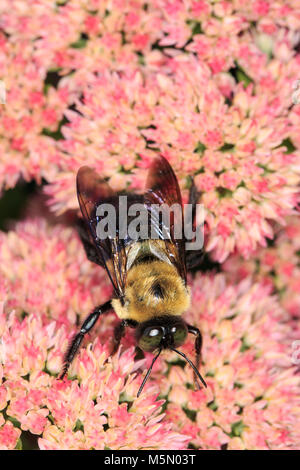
xmin=112 ymin=261 xmax=190 ymax=323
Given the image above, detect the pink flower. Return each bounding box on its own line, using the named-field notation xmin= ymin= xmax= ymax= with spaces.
xmin=254 ymin=1 xmax=270 ymax=16
xmin=0 ymin=422 xmax=21 ymax=450
xmin=224 ymin=215 xmax=300 ymax=318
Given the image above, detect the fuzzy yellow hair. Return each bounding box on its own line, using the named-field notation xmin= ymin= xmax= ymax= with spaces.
xmin=112 ymin=261 xmax=190 ymax=323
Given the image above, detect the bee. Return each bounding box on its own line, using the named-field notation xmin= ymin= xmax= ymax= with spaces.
xmin=59 ymin=155 xmax=207 ymax=396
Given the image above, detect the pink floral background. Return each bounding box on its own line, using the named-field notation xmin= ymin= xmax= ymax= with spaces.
xmin=0 ymin=0 xmax=300 ymax=450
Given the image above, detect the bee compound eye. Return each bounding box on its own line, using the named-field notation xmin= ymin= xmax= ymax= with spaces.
xmin=173 ymin=324 xmax=188 ymax=347
xmin=138 ymin=326 xmax=163 ymax=352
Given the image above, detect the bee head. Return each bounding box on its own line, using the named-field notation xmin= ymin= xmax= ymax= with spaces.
xmin=135 ymin=316 xmax=188 ymax=352
xmin=135 ymin=315 xmax=207 ymax=397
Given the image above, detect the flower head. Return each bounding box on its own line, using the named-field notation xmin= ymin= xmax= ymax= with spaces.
xmin=0 ymin=1 xmax=299 ymax=259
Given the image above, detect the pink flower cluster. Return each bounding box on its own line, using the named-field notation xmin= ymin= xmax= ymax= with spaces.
xmin=0 ymin=300 xmax=186 ymax=450
xmin=0 ymin=0 xmax=300 ymax=259
xmin=0 ymin=218 xmax=111 ymax=325
xmin=0 ymin=219 xmax=299 ymax=450
xmin=224 ymin=215 xmax=300 ymax=318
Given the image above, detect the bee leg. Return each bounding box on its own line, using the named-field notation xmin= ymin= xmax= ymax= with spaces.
xmin=186 ymin=179 xmax=206 ymax=270
xmin=59 ymin=300 xmax=112 ymax=379
xmin=112 ymin=321 xmax=126 ymax=355
xmin=188 ymin=177 xmax=198 ymax=210
xmin=186 ymin=324 xmax=203 ymax=390
xmin=186 ymin=180 xmax=216 ymax=272
xmin=76 ymin=218 xmax=104 ymax=267
xmin=185 ymin=251 xmax=205 ymax=270
xmin=112 ymin=319 xmax=137 ymax=355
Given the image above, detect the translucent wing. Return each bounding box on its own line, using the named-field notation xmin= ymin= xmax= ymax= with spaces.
xmin=77 ymin=166 xmax=127 ymax=298
xmin=144 ymin=155 xmax=187 ymax=283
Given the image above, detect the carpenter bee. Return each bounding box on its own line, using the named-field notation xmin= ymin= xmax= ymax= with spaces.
xmin=59 ymin=155 xmax=207 ymax=396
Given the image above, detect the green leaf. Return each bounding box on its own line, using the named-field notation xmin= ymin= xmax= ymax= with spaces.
xmin=0 ymin=181 xmax=36 ymax=231
xmin=70 ymin=34 xmax=89 ymax=49
xmin=186 ymin=20 xmax=203 ymax=36
xmin=42 ymin=116 xmax=68 ymax=141
xmin=207 ymin=400 xmax=218 ymax=412
xmin=278 ymin=137 xmax=296 ymax=154
xmin=216 ymin=187 xmax=233 ymax=198
xmin=194 ymin=141 xmax=207 ymax=154
xmin=240 ymin=336 xmax=251 ymax=352
xmin=73 ymin=419 xmax=84 ymax=432
xmin=229 ymin=62 xmax=253 ymax=88
xmin=257 ymin=163 xmax=275 ymax=174
xmin=219 ymin=143 xmax=235 ymax=152
xmin=183 ymin=408 xmax=197 ymax=422
xmin=7 ymin=416 xmax=21 ymax=427
xmin=236 ymin=69 xmax=253 ymax=87
xmin=15 ymin=438 xmax=22 ymax=450
xmin=231 ymin=420 xmax=246 ymax=437
xmin=234 ymin=382 xmax=243 ymax=389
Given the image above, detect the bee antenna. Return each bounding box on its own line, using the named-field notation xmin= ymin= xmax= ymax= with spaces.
xmin=137 ymin=348 xmax=162 ymax=397
xmin=171 ymin=348 xmax=207 ymax=389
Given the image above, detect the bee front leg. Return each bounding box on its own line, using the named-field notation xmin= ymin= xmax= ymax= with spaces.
xmin=186 ymin=324 xmax=204 ymax=389
xmin=112 ymin=319 xmax=137 ymax=355
xmin=59 ymin=300 xmax=112 ymax=379
xmin=112 ymin=320 xmax=126 ymax=355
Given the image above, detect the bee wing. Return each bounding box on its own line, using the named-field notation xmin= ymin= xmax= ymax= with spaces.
xmin=77 ymin=166 xmax=127 ymax=298
xmin=144 ymin=155 xmax=187 ymax=283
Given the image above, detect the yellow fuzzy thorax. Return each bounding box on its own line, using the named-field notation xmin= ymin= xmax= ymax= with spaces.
xmin=112 ymin=261 xmax=190 ymax=323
